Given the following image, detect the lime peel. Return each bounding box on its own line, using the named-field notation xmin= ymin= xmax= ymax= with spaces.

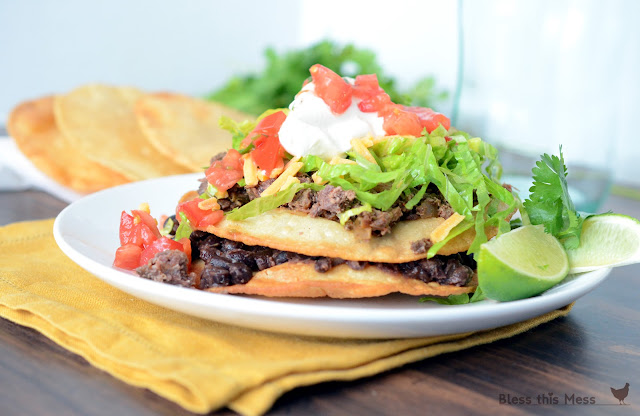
xmin=567 ymin=213 xmax=640 ymax=273
xmin=477 ymin=225 xmax=569 ymax=301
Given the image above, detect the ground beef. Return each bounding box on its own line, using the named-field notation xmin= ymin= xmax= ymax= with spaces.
xmin=410 ymin=238 xmax=433 ymax=254
xmin=197 ymin=174 xmax=457 ymax=236
xmin=136 ymin=250 xmax=194 ymax=287
xmin=186 ymin=231 xmax=475 ymax=288
xmin=246 ymin=179 xmax=275 ymax=200
xmin=346 ymin=207 xmax=403 ymax=238
xmin=309 ymin=185 xmax=357 ymax=221
xmin=287 ymin=188 xmax=315 ymax=212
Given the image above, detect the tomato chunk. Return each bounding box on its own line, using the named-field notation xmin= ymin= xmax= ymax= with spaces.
xmin=383 ymin=107 xmax=423 ymax=136
xmin=205 ymin=149 xmax=244 ymax=192
xmin=310 ymin=64 xmax=353 ymax=114
xmin=176 ymin=199 xmax=224 ymax=228
xmin=198 ymin=210 xmax=224 ymax=228
xmin=113 ymin=244 xmax=143 ymax=270
xmin=119 ymin=211 xmax=159 ymax=247
xmin=138 ymin=236 xmax=186 ymax=267
xmin=402 ymin=106 xmax=451 ymax=132
xmin=176 ymin=199 xmax=209 ymax=226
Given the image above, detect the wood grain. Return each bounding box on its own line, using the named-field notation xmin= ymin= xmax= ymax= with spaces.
xmin=0 ymin=190 xmax=638 ymax=416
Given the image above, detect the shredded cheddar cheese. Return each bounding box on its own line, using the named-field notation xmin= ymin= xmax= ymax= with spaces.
xmin=312 ymin=172 xmax=327 ymax=185
xmin=260 ymin=161 xmax=304 ymax=197
xmin=198 ymin=197 xmax=220 ymax=211
xmin=329 ymin=156 xmax=357 ymax=165
xmin=242 ymin=154 xmax=258 ymax=187
xmin=137 ymin=202 xmax=150 ymax=214
xmin=350 ymin=138 xmax=377 ymax=164
xmin=430 ymin=213 xmax=466 ymax=243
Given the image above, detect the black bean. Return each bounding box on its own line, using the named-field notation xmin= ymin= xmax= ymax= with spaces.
xmin=226 ymin=249 xmax=257 ymax=268
xmin=314 ymin=258 xmax=332 ymax=273
xmin=274 ymin=251 xmax=289 ymax=265
xmin=200 ymin=265 xmax=231 ymax=288
xmin=229 ymin=263 xmax=253 ymax=285
xmin=346 ymin=260 xmax=367 ymax=270
xmin=204 ymin=254 xmax=232 ymax=269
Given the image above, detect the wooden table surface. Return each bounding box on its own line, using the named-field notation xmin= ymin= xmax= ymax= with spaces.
xmin=0 ymin=189 xmax=638 ymax=416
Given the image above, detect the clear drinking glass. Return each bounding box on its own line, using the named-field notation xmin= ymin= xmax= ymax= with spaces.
xmin=455 ymin=0 xmax=625 ymax=212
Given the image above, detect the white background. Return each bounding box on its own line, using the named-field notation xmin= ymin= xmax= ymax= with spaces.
xmin=1 ymin=0 xmax=638 ymax=184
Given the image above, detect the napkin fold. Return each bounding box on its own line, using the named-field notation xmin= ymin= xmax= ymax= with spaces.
xmin=0 ymin=219 xmax=573 ymax=416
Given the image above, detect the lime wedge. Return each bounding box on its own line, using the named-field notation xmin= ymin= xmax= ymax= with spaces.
xmin=567 ymin=213 xmax=640 ymax=273
xmin=477 ymin=225 xmax=569 ymax=301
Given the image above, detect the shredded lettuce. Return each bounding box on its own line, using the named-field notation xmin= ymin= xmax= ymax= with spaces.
xmin=159 ymin=217 xmax=175 ymax=237
xmin=217 ymin=127 xmax=512 ymax=255
xmin=218 ymin=116 xmax=256 ymax=151
xmin=338 ymin=203 xmax=372 ymax=225
xmin=225 ymin=183 xmax=323 ymax=221
xmin=174 ymin=212 xmax=193 ymax=241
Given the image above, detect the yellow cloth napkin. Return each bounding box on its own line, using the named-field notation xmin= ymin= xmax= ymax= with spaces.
xmin=0 ymin=219 xmax=573 ymax=416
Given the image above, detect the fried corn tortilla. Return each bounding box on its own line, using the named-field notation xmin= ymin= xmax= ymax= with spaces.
xmin=54 ymin=85 xmax=190 ymax=181
xmin=136 ymin=93 xmax=252 ymax=171
xmin=202 ymin=262 xmax=477 ymax=298
xmin=7 ymin=96 xmax=129 ymax=192
xmin=201 ymin=209 xmax=499 ymax=263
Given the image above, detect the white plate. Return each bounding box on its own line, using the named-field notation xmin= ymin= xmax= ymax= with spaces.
xmin=53 ymin=173 xmax=610 ymax=339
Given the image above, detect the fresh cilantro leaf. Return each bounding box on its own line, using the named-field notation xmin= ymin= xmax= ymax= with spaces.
xmin=419 ymin=294 xmax=471 ymax=305
xmin=523 ymin=147 xmax=584 ymax=249
xmin=419 ymin=287 xmax=486 ymax=305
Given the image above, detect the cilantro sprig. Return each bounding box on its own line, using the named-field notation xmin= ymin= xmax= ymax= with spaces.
xmin=523 ymin=147 xmax=584 ymax=249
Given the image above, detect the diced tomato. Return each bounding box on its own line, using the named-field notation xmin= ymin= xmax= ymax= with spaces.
xmin=383 ymin=107 xmax=423 ymax=136
xmin=131 ymin=209 xmax=161 ymax=239
xmin=353 ymin=74 xmax=380 ymax=93
xmin=139 ymin=237 xmax=185 ymax=267
xmin=252 ymin=134 xmax=286 ymax=174
xmin=239 ymin=111 xmax=288 ymax=175
xmin=113 ymin=244 xmax=143 ymax=270
xmin=205 ymin=149 xmax=244 ymax=192
xmin=358 ymin=92 xmax=392 ymax=113
xmin=119 ymin=211 xmax=159 ymax=247
xmin=176 ymin=199 xmax=224 ymax=228
xmin=176 ymin=199 xmax=209 ymax=226
xmin=310 ymin=64 xmax=353 ymax=114
xmin=240 ymin=111 xmax=287 ymax=148
xmin=352 ymin=74 xmax=392 ymax=113
xmin=402 ymin=106 xmax=451 ymax=132
xmin=198 ymin=210 xmax=224 ymax=228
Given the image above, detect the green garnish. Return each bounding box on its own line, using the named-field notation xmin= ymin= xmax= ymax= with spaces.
xmin=419 ymin=287 xmax=486 ymax=305
xmin=159 ymin=217 xmax=175 ymax=237
xmin=337 ymin=203 xmax=372 ymax=225
xmin=523 ymin=147 xmax=584 ymax=249
xmin=174 ymin=212 xmax=193 ymax=241
xmin=207 ymin=40 xmax=447 ymax=115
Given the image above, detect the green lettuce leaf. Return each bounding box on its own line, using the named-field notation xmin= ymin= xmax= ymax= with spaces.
xmin=338 ymin=203 xmax=372 ymax=225
xmin=225 ymin=183 xmax=323 ymax=221
xmin=174 ymin=212 xmax=193 ymax=241
xmin=218 ymin=116 xmax=256 ymax=151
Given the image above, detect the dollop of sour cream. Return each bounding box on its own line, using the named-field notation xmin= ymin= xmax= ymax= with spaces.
xmin=278 ymin=81 xmax=385 ymax=159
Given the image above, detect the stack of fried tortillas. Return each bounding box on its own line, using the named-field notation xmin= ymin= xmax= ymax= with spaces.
xmin=196 ymin=208 xmax=509 ymax=298
xmin=7 ymin=85 xmax=251 ymax=193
